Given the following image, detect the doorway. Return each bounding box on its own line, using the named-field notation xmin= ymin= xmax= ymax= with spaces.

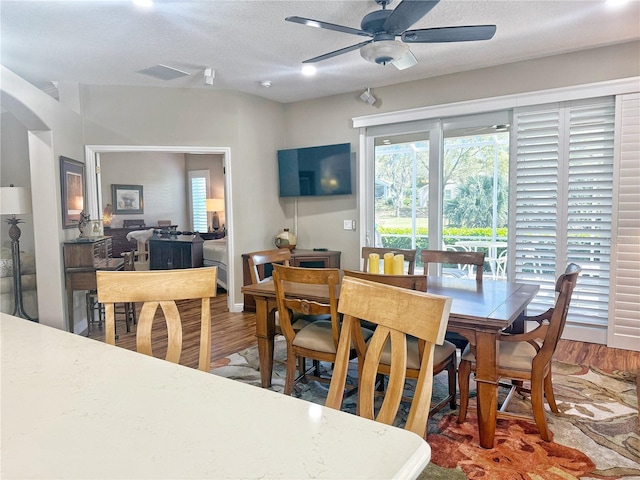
xmin=84 ymin=145 xmax=237 ymax=312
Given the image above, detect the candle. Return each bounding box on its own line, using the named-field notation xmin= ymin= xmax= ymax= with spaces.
xmin=393 ymin=254 xmax=404 ymax=275
xmin=368 ymin=253 xmax=380 ymax=274
xmin=383 ymin=252 xmax=394 ymax=274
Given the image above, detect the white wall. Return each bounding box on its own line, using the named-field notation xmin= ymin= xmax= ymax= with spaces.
xmin=0 ymin=111 xmax=34 ymax=253
xmin=100 ymin=151 xmax=188 ymax=229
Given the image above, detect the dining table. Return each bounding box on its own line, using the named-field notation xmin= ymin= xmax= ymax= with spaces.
xmin=242 ymin=274 xmax=539 ymax=449
xmin=0 ymin=312 xmax=431 ymax=479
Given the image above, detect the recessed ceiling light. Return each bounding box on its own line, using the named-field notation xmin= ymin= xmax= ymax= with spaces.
xmin=259 ymin=80 xmax=272 ymax=88
xmin=301 ymin=65 xmax=316 ymax=76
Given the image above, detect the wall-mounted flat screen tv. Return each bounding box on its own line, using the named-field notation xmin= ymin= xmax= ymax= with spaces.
xmin=277 ymin=143 xmax=352 ymax=197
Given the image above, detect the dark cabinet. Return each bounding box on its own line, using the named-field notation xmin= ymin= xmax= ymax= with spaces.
xmin=104 ymin=227 xmax=139 ymax=257
xmin=149 ymin=234 xmax=204 ymax=270
xmin=241 ymin=249 xmax=341 ymax=312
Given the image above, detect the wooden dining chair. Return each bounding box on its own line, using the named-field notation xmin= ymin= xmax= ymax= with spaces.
xmin=362 ymin=247 xmax=417 ymax=274
xmin=421 ymin=249 xmax=486 ymax=350
xmin=343 ymin=270 xmax=458 ymax=416
xmin=326 ymin=276 xmax=452 ymax=439
xmin=421 ymin=249 xmax=486 ymax=281
xmin=96 ymin=266 xmax=218 ymax=372
xmin=247 ymin=248 xmax=291 ymax=284
xmin=247 ymin=248 xmax=321 ymax=333
xmin=457 ymin=263 xmax=582 ymax=441
xmin=272 ymin=264 xmax=374 ymax=395
xmin=85 ymin=251 xmax=138 ymax=335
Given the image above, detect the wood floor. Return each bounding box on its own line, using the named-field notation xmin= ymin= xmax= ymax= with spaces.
xmin=88 ymin=290 xmax=640 ymax=375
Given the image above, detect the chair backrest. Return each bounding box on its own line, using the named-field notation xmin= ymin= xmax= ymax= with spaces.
xmin=247 ymin=249 xmax=291 ymax=284
xmin=421 ymin=249 xmax=486 ymax=281
xmin=157 ymin=220 xmax=172 ymax=227
xmin=271 ymin=264 xmax=340 ymax=345
xmin=343 ymin=269 xmax=427 ymax=292
xmin=530 ymin=263 xmax=582 ymax=366
xmin=96 ymin=267 xmax=218 ymax=372
xmin=326 ymin=276 xmax=451 ymax=438
xmin=362 ymin=247 xmax=417 ymax=274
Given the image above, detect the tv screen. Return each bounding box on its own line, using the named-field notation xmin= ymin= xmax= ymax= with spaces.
xmin=278 ymin=143 xmax=352 ymax=197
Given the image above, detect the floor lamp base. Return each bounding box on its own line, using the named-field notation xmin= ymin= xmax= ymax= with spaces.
xmin=9 ymin=235 xmax=38 ymax=322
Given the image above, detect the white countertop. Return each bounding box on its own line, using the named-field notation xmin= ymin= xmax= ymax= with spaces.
xmin=0 ymin=313 xmax=430 ymax=479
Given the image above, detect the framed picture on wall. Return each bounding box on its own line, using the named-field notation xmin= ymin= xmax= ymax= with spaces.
xmin=112 ymin=184 xmax=144 ymax=214
xmin=60 ymin=156 xmax=85 ymax=229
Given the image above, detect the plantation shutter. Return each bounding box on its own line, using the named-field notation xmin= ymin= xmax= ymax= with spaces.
xmin=188 ymin=170 xmax=209 ymax=232
xmin=512 ymin=97 xmax=615 ymax=334
xmin=512 ymin=105 xmax=561 ymax=307
xmin=608 ymin=93 xmax=640 ymax=351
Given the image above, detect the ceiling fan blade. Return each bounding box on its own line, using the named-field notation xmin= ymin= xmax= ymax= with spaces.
xmin=383 ymin=0 xmax=440 ymax=36
xmin=393 ymin=50 xmax=418 ymax=70
xmin=302 ymin=40 xmax=374 ymax=63
xmin=402 ymin=25 xmax=497 ymax=43
xmin=286 ymin=16 xmax=372 ymax=38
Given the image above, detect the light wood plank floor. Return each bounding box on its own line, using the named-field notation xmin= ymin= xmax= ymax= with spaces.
xmin=88 ymin=291 xmax=640 ymax=375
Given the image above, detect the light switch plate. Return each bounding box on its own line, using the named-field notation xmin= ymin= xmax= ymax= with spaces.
xmin=343 ymin=220 xmax=355 ymax=230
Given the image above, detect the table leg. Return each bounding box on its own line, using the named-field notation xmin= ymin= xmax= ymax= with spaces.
xmin=254 ymin=297 xmax=276 ymax=388
xmin=474 ymin=330 xmax=499 ymax=448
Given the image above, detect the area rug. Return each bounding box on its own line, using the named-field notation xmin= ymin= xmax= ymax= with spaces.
xmin=210 ymin=338 xmax=640 ymax=479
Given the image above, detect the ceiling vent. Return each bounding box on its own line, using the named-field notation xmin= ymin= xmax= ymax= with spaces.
xmin=137 ymin=64 xmax=190 ymax=81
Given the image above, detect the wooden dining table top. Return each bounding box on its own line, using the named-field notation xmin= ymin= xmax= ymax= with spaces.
xmin=242 ymin=274 xmax=539 ymax=330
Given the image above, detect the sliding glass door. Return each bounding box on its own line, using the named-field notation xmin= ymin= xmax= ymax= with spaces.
xmin=442 ymin=124 xmax=510 ymax=278
xmin=366 ymin=112 xmax=511 ymax=277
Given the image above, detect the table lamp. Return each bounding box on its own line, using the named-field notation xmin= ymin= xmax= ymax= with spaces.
xmin=206 ymin=198 xmax=225 ymax=231
xmin=0 ymin=185 xmax=37 ymax=321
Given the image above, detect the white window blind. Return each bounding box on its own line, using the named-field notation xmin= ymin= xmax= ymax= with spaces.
xmin=188 ymin=170 xmax=209 ymax=233
xmin=513 ymin=97 xmax=615 ymax=328
xmin=609 ymin=93 xmax=640 ymax=351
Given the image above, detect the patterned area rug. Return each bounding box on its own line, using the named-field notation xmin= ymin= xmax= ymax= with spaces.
xmin=211 ymin=338 xmax=640 ymax=479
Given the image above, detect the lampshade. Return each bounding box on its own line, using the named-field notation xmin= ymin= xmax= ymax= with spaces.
xmin=206 ymin=198 xmax=225 ymax=212
xmin=360 ymin=40 xmax=409 ymax=65
xmin=0 ymin=186 xmax=32 ymax=215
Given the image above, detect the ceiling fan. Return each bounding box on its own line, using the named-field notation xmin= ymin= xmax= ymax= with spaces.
xmin=286 ymin=0 xmax=496 ymax=70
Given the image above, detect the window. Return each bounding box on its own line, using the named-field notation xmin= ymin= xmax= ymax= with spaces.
xmin=188 ymin=170 xmax=210 ymax=232
xmin=367 ymin=112 xmax=511 ymax=275
xmin=513 ymin=97 xmax=615 ymax=327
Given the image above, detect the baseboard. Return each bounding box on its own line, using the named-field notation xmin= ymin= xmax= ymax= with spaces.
xmin=230 ymin=302 xmax=244 ymax=313
xmin=561 ymin=323 xmax=607 ymax=345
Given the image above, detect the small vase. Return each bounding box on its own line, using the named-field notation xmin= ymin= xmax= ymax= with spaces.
xmin=275 ymin=228 xmax=297 ymax=251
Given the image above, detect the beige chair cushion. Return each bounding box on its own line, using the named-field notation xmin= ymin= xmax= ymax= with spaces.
xmin=380 ymin=337 xmax=456 ymax=370
xmin=275 ymin=312 xmax=329 ymax=332
xmin=293 ymin=321 xmax=373 ymax=354
xmin=461 ymin=340 xmax=538 ymax=373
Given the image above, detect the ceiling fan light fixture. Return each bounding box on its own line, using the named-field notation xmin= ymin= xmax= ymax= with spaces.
xmin=360 ymin=40 xmax=409 ymax=65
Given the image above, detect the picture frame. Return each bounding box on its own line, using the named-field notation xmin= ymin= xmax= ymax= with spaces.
xmin=60 ymin=156 xmax=85 ymax=229
xmin=112 ymin=184 xmax=144 ymax=214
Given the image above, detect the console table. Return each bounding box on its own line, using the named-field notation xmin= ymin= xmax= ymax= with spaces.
xmin=63 ymin=237 xmax=123 ymax=333
xmin=149 ymin=234 xmax=204 ymax=270
xmin=241 ymin=249 xmax=341 ymax=312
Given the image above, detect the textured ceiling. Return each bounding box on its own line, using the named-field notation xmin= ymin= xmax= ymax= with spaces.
xmin=1 ymin=0 xmax=639 ymax=104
